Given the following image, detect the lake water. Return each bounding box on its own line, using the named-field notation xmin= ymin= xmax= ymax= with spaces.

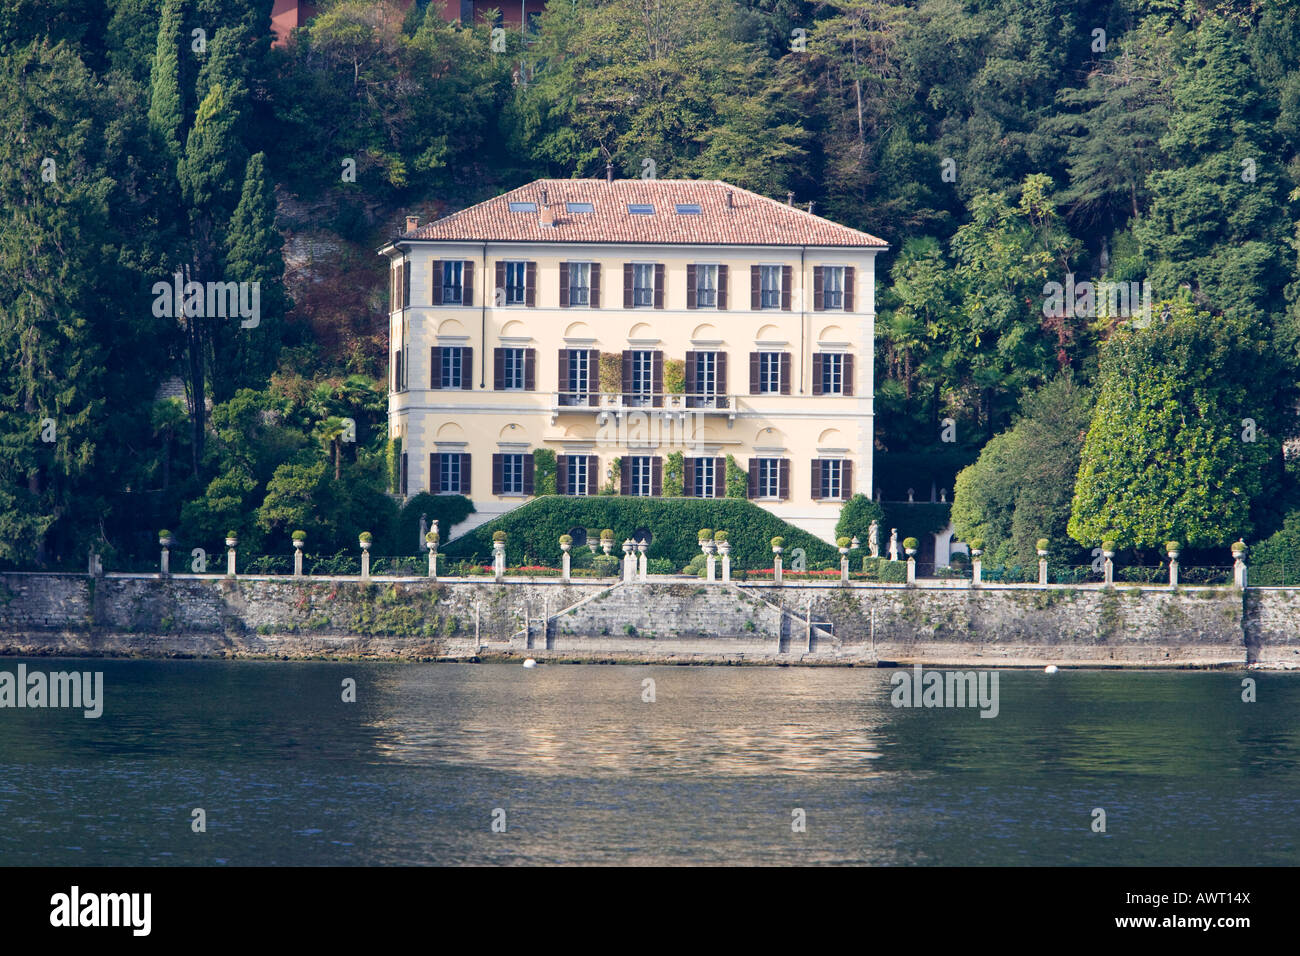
xmin=1 ymin=659 xmax=1296 ymax=865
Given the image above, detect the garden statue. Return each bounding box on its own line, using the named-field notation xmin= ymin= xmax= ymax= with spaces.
xmin=868 ymin=521 xmax=879 ymax=558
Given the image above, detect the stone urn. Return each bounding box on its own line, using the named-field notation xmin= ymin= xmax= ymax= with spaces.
xmin=359 ymin=535 xmax=372 ymax=552
xmin=159 ymin=532 xmax=174 ymax=549
xmin=293 ymin=536 xmax=305 ymax=550
xmin=717 ymin=540 xmax=730 ymax=558
xmin=225 ymin=534 xmax=238 ymax=549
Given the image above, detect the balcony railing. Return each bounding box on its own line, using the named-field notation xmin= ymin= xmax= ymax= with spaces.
xmin=552 ymin=392 xmax=734 ymax=413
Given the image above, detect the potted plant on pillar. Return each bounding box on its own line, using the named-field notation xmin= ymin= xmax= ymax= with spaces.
xmin=159 ymin=530 xmax=174 ymax=549
xmin=359 ymin=532 xmax=373 ymax=551
xmin=225 ymin=531 xmax=238 ymax=549
xmin=903 ymin=537 xmax=919 ymax=557
xmin=292 ymin=530 xmax=307 ymax=550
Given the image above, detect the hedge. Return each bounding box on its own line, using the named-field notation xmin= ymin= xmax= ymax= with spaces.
xmin=442 ymin=496 xmax=840 ymax=568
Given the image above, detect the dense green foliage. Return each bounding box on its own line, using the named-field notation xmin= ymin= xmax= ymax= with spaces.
xmin=4 ymin=0 xmax=1300 ymax=570
xmin=1068 ymin=304 xmax=1291 ymax=550
xmin=952 ymin=375 xmax=1094 ymax=567
xmin=442 ymin=497 xmax=838 ymax=568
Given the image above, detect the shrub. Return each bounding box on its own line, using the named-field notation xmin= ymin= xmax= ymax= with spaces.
xmin=1165 ymin=541 xmax=1180 ymax=553
xmin=903 ymin=536 xmax=919 ymax=551
xmin=1101 ymin=539 xmax=1116 ymax=551
xmin=682 ymin=554 xmax=707 ymax=576
xmin=591 ymin=555 xmax=620 ymax=576
xmin=424 ymin=531 xmax=437 ymax=543
xmin=771 ymin=536 xmax=784 ymax=549
xmin=647 ymin=557 xmax=675 ymax=574
xmin=443 ymin=498 xmax=839 ymax=568
xmin=713 ymin=530 xmax=727 ymax=542
xmin=663 ymin=358 xmax=685 ymax=394
xmin=950 ymin=551 xmax=969 ymax=566
xmin=559 ymin=534 xmax=573 ymax=545
xmin=492 ymin=530 xmax=507 ymax=543
xmin=293 ymin=530 xmax=307 ymax=541
xmin=836 ymin=536 xmax=851 ymax=549
xmin=359 ymin=531 xmax=373 ymax=543
xmin=1036 ymin=538 xmax=1049 ymax=552
xmin=396 ymin=493 xmax=474 ymax=553
xmin=725 ymin=455 xmax=747 ymax=498
xmin=226 ymin=531 xmax=238 ymax=540
xmin=967 ymin=537 xmax=984 ymax=552
xmin=159 ymin=530 xmax=173 ymax=539
xmin=698 ymin=528 xmax=713 ymax=541
xmin=600 ymin=528 xmax=614 ymax=541
xmin=835 ymin=493 xmax=883 ymax=542
xmin=598 ymin=351 xmax=621 ymax=392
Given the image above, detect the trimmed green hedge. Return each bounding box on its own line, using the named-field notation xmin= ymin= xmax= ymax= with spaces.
xmin=443 ymin=496 xmax=839 ymax=568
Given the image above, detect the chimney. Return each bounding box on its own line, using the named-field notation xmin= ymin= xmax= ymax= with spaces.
xmin=405 ymin=215 xmax=419 ymax=233
xmin=787 ymin=192 xmax=794 ymax=206
xmin=807 ymin=201 xmax=815 ymax=214
xmin=541 ymin=187 xmax=549 ymax=205
xmin=606 ymin=163 xmax=614 ymax=184
xmin=540 ymin=203 xmax=556 ymax=228
xmin=726 ymin=190 xmax=734 ymax=209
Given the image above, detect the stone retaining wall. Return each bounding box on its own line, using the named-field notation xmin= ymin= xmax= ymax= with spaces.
xmin=0 ymin=572 xmax=1291 ymax=667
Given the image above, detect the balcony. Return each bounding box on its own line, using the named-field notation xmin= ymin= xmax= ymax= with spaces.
xmin=550 ymin=392 xmax=736 ymax=424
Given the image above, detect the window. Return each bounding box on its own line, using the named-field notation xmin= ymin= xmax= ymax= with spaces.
xmin=508 ymin=201 xmax=537 ymax=212
xmin=500 ymin=454 xmax=524 ymax=494
xmin=675 ymin=203 xmax=702 ymax=215
xmin=628 ymin=204 xmax=654 ymax=215
xmin=821 ymin=459 xmax=844 ymax=500
xmin=502 ymin=348 xmax=525 ymax=390
xmin=632 ymin=264 xmax=654 ymax=306
xmin=760 ymin=265 xmax=781 ymax=308
xmin=625 ymin=350 xmax=657 ymax=406
xmin=566 ymin=202 xmax=594 ymax=214
xmin=691 ymin=458 xmax=716 ymax=498
xmin=812 ymin=352 xmax=853 ymax=396
xmin=565 ymin=456 xmax=589 ymax=496
xmin=434 ymin=453 xmax=467 ymax=494
xmin=568 ymin=262 xmax=591 ymax=305
xmin=813 ymin=458 xmax=852 ymax=501
xmin=562 ymin=349 xmax=591 ymax=405
xmin=628 ymin=457 xmax=654 ymax=496
xmin=756 ymin=459 xmax=782 ymax=499
xmin=759 ymin=352 xmax=782 ymax=394
xmin=821 ymin=353 xmax=843 ymax=395
xmin=823 ymin=266 xmax=844 ymax=309
xmin=687 ymin=350 xmax=724 ymax=408
xmin=504 ymin=261 xmax=527 ymax=304
xmin=441 ymin=261 xmax=463 ymax=305
xmin=433 ymin=346 xmax=470 ymax=390
xmin=695 ymin=264 xmax=717 ymax=307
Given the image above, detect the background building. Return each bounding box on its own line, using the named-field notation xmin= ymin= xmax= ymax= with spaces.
xmin=379 ymin=176 xmax=886 ymax=542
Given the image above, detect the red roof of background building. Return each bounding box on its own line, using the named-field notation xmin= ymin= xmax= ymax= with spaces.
xmin=402 ymin=179 xmax=888 ymax=247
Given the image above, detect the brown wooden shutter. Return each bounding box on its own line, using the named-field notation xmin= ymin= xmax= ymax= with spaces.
xmin=685 ymin=351 xmax=697 ymax=401
xmin=621 ymin=350 xmax=633 ymax=402
xmin=651 ymin=457 xmax=662 ymax=496
xmin=686 ymin=264 xmax=697 ymax=309
xmin=844 ymin=266 xmax=855 ymax=311
xmin=431 ymin=453 xmax=440 ymax=493
xmin=716 ymin=352 xmax=727 ymax=400
xmin=525 ymin=262 xmax=536 ymax=306
xmin=714 ymin=458 xmax=725 ymax=497
xmin=749 ymin=352 xmax=759 ymax=393
xmin=559 ymin=262 xmax=569 ymax=307
xmin=654 ymin=263 xmax=665 ymax=309
xmin=652 ymin=351 xmax=663 ymax=407
xmin=462 ymin=348 xmax=473 ymax=390
xmin=684 ymin=458 xmax=696 ymax=497
xmin=781 ymin=265 xmax=792 ymax=311
xmin=557 ymin=349 xmax=569 ymax=401
xmin=813 ymin=266 xmax=824 ymax=311
xmin=778 ymin=459 xmax=790 ymax=500
xmin=523 ymin=453 xmax=535 ymax=495
xmin=491 ymin=454 xmax=503 ymax=495
xmin=623 ymin=263 xmax=633 ymax=308
xmin=620 ymin=460 xmax=630 ymax=495
xmin=717 ymin=264 xmax=728 ymax=309
xmin=432 ymin=260 xmax=443 ymax=305
xmin=461 ymin=453 xmax=471 ymax=493
xmin=493 ymin=348 xmax=505 ymax=390
xmin=843 ymin=460 xmax=853 ymax=497
xmin=587 ymin=456 xmax=598 ymax=494
xmin=400 ymin=452 xmax=408 ymax=494
xmin=588 ymin=349 xmax=600 ymax=405
xmin=524 ymin=349 xmax=536 ymax=390
xmin=495 ymin=261 xmax=505 ymax=304
xmin=463 ymin=260 xmax=474 ymax=306
xmin=780 ymin=353 xmax=791 ymax=395
xmin=747 ymin=460 xmax=758 ymax=498
xmin=430 ymin=347 xmax=441 ymax=389
xmin=394 ymin=351 xmax=402 ymax=391
xmin=843 ymin=353 xmax=854 ymax=396
xmin=402 ymin=261 xmax=410 ymax=309
xmin=750 ymin=265 xmax=760 ymax=309
xmin=811 ymin=459 xmax=823 ymax=500
xmin=812 ymin=352 xmax=823 ymax=395
xmin=589 ymin=262 xmax=601 ymax=307
xmin=557 ymin=455 xmax=569 ymax=495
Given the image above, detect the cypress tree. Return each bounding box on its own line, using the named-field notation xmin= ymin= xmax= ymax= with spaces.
xmin=147 ymin=0 xmax=185 ymax=162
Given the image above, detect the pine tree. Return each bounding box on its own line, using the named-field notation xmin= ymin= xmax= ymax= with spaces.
xmin=147 ymin=0 xmax=185 ymax=162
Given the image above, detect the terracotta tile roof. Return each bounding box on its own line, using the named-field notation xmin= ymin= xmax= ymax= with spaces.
xmin=402 ymin=179 xmax=888 ymax=248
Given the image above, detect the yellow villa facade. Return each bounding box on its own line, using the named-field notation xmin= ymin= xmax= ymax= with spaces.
xmin=378 ymin=177 xmax=887 ymax=543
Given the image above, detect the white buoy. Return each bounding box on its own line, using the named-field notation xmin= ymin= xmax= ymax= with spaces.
xmin=522 ymin=658 xmax=537 ymax=669
xmin=1044 ymin=665 xmax=1059 ymax=674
